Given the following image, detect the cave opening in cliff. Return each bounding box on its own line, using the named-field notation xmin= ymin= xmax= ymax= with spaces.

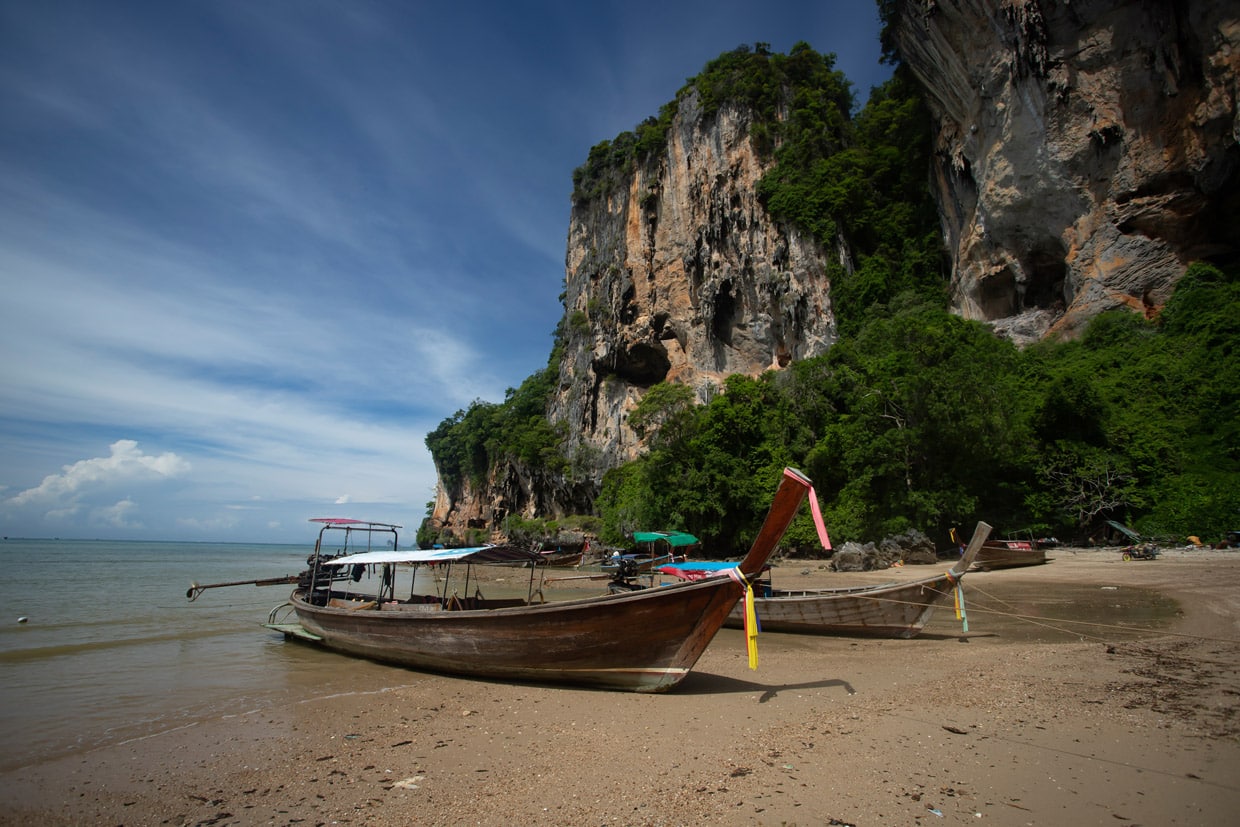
xmin=608 ymin=342 xmax=670 ymax=388
xmin=1023 ymin=246 xmax=1067 ymax=311
xmin=619 ymin=284 xmax=637 ymax=324
xmin=711 ymin=280 xmax=737 ymax=345
xmin=978 ymin=268 xmax=1017 ymax=318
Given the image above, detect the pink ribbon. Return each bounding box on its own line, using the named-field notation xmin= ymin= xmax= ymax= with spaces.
xmin=806 ymin=484 xmax=832 ymax=551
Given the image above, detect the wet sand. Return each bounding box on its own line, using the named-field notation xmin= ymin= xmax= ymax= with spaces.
xmin=3 ymin=547 xmax=1238 ymax=825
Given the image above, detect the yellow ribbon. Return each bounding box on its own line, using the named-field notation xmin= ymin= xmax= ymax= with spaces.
xmin=725 ymin=567 xmax=760 ymax=670
xmin=744 ymin=580 xmax=759 ymax=670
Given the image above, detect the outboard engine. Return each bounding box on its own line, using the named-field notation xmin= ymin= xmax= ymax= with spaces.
xmin=607 ymin=557 xmax=646 ymax=594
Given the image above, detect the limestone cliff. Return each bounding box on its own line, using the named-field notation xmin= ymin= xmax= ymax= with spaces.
xmin=890 ymin=0 xmax=1239 ymax=343
xmin=426 ymin=88 xmax=841 ymax=541
xmin=550 ymin=90 xmax=839 ymax=474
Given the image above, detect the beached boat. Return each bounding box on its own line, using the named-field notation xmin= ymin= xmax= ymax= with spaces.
xmin=659 ymin=521 xmax=992 ymax=638
xmin=536 ymin=548 xmax=586 ymax=567
xmin=189 ymin=468 xmax=815 ymax=692
xmin=971 ymin=537 xmax=1047 ymax=570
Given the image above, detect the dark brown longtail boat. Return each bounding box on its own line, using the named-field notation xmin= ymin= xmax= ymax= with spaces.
xmin=971 ymin=537 xmax=1048 ymax=571
xmin=661 ymin=522 xmax=993 ymax=638
xmin=192 ymin=468 xmax=814 ymax=692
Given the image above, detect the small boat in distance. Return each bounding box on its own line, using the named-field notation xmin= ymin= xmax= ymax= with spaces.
xmin=188 ymin=468 xmax=816 ymax=692
xmin=971 ymin=536 xmax=1048 ymax=570
xmin=533 ymin=547 xmax=586 ymax=567
xmin=659 ymin=521 xmax=992 ymax=638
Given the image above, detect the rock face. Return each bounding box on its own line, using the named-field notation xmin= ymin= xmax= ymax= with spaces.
xmin=892 ymin=0 xmax=1239 ymax=344
xmin=549 ymin=90 xmax=839 ymax=473
xmin=428 ymin=461 xmax=597 ymax=545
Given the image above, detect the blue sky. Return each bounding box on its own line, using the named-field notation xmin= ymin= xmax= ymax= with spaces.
xmin=0 ymin=0 xmax=890 ymax=543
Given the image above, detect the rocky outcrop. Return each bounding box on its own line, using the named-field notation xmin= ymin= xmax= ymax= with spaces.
xmin=828 ymin=529 xmax=940 ymax=570
xmin=428 ymin=461 xmax=597 ymax=545
xmin=892 ymin=0 xmax=1239 ymax=343
xmin=549 ymin=90 xmax=839 ymax=474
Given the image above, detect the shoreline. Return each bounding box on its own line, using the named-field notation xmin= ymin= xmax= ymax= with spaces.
xmin=3 ymin=548 xmax=1238 ymax=825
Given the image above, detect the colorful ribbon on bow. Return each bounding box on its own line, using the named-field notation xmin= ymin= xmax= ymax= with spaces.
xmin=743 ymin=579 xmax=759 ymax=669
xmin=727 ymin=567 xmax=760 ymax=670
xmin=947 ymin=569 xmax=968 ymax=632
xmin=806 ymin=483 xmax=833 ymax=552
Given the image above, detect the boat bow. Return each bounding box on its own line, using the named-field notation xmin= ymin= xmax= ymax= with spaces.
xmin=951 ymin=521 xmax=993 ymax=578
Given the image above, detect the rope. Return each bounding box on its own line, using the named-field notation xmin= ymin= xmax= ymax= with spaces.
xmin=957 ymin=601 xmax=1240 ymax=644
xmin=798 ymin=581 xmax=1240 ymax=646
xmin=959 ymin=581 xmax=1240 ymax=645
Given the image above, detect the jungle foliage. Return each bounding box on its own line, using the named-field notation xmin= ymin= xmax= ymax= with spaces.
xmin=425 ymin=42 xmax=1240 ymax=554
xmin=424 ymin=333 xmax=567 ymax=495
xmin=599 ymin=265 xmax=1240 ymax=551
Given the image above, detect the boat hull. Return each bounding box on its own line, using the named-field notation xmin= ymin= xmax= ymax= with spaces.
xmin=288 ymin=576 xmax=744 ymax=692
xmin=725 ymin=572 xmax=962 ymax=639
xmin=274 ymin=468 xmax=814 ymax=692
xmin=971 ymin=540 xmax=1047 ymax=570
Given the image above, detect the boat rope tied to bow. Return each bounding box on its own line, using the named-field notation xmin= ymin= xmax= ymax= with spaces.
xmin=725 ymin=567 xmax=760 ymax=670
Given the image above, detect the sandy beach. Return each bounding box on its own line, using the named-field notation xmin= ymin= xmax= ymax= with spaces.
xmin=3 ymin=547 xmax=1238 ymax=826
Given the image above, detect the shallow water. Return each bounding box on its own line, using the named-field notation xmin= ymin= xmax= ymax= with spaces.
xmin=0 ymin=541 xmax=1178 ymax=773
xmin=0 ymin=538 xmax=415 ymax=773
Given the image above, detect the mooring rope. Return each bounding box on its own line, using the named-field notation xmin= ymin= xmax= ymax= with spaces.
xmin=820 ymin=581 xmax=1240 ymax=646
xmin=960 ymin=581 xmax=1240 ymax=645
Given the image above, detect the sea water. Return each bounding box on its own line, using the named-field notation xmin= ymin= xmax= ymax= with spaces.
xmin=0 ymin=537 xmax=412 ymax=773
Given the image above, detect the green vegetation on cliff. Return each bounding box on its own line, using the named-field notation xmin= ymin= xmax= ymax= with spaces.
xmin=424 ymin=333 xmax=567 ymax=495
xmin=597 ymin=264 xmax=1239 ymax=550
xmin=572 ymin=42 xmax=853 ymax=206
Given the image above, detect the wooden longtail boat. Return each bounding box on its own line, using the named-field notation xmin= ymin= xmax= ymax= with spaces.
xmin=660 ymin=522 xmax=992 ymax=639
xmin=971 ymin=537 xmax=1047 ymax=571
xmin=189 ymin=468 xmax=814 ymax=692
xmin=536 ymin=548 xmax=585 ymax=567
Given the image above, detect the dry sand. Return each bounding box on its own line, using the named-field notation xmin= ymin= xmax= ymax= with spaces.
xmin=3 ymin=547 xmax=1238 ymax=826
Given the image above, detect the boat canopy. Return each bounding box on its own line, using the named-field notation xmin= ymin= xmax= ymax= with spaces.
xmin=1105 ymin=520 xmax=1142 ymax=542
xmin=632 ymin=530 xmax=699 ymax=547
xmin=656 ymin=561 xmax=765 ymax=582
xmin=321 ymin=544 xmax=539 ymax=567
xmin=310 ymin=518 xmax=402 ymax=529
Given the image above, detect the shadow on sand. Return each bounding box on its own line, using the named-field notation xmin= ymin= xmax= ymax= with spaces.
xmin=676 ymin=670 xmax=855 ymax=701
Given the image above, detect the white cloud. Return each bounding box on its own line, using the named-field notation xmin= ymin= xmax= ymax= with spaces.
xmin=95 ymin=498 xmax=141 ymax=530
xmin=6 ymin=440 xmax=189 ymax=512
